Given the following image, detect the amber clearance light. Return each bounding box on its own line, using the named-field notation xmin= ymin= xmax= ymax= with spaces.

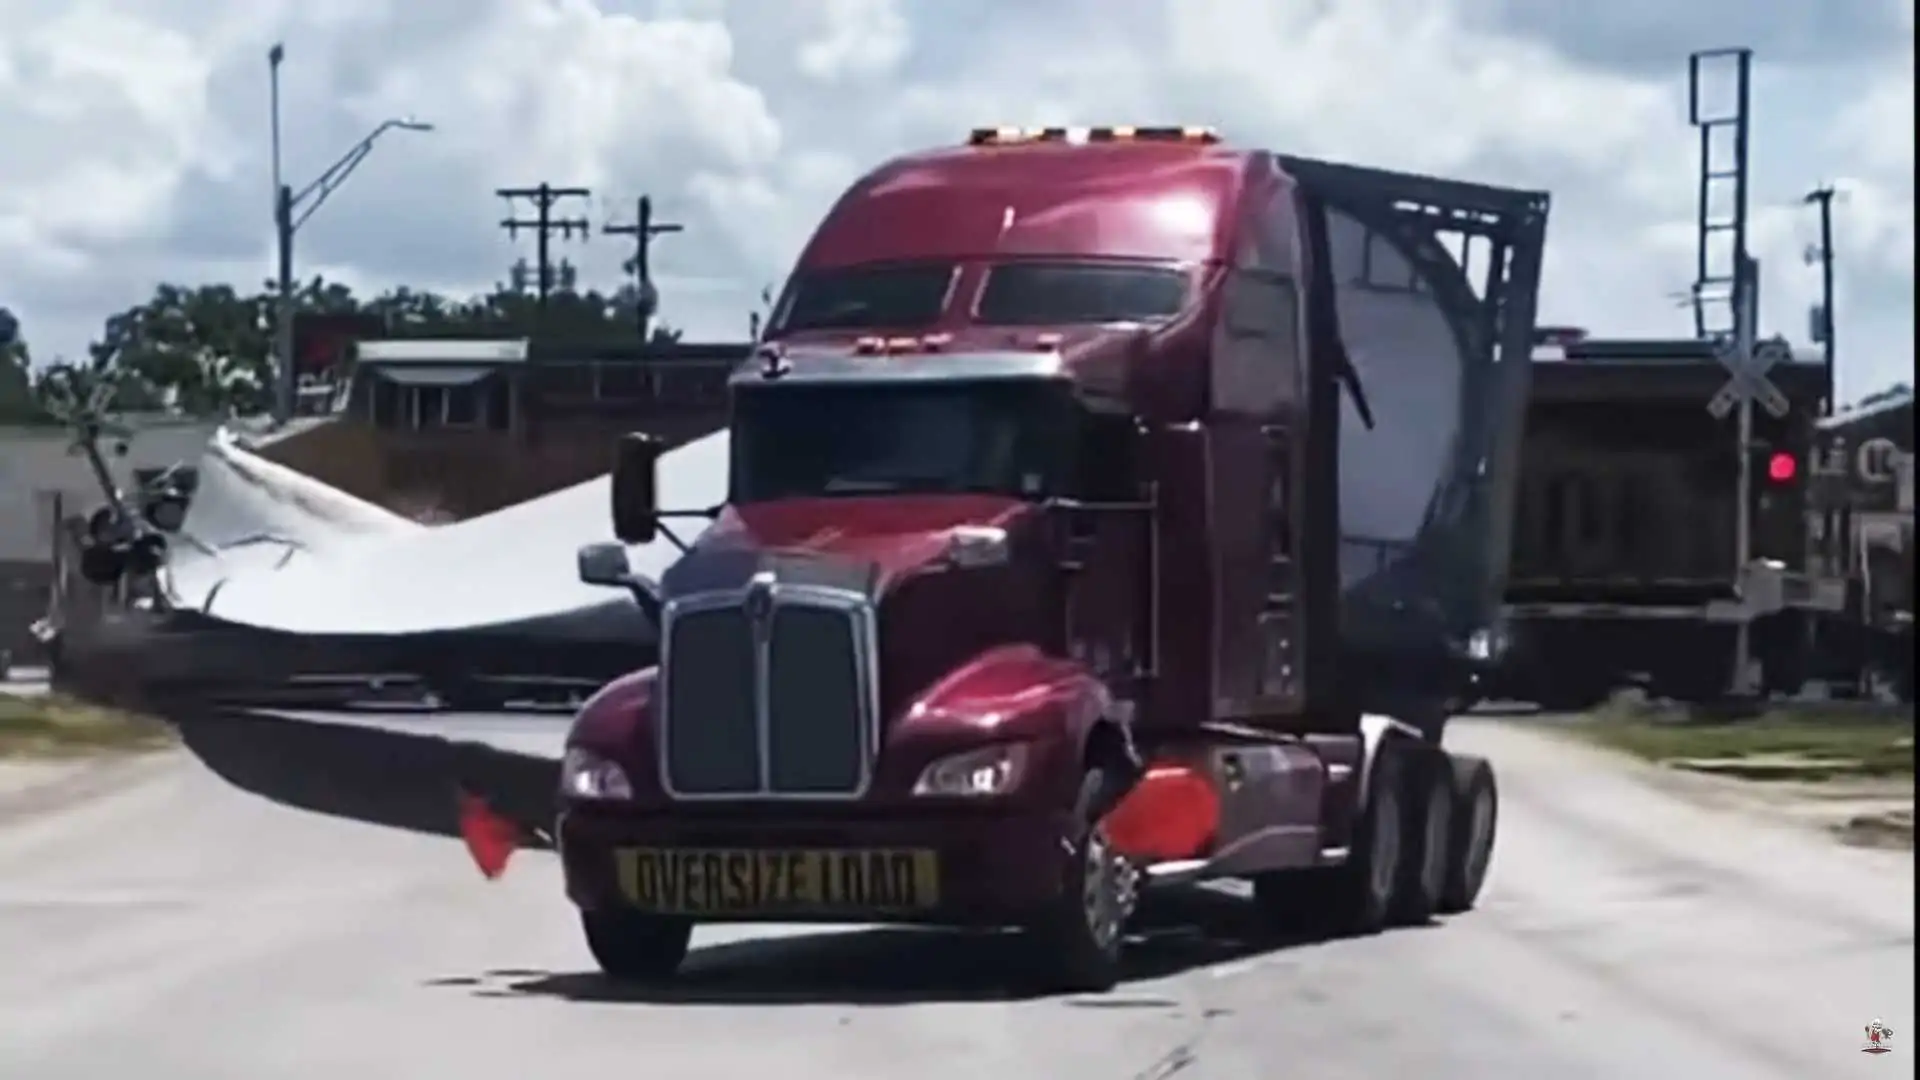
xmin=967 ymin=125 xmax=1222 ymax=147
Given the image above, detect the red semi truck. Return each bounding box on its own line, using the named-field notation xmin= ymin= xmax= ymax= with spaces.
xmin=548 ymin=126 xmax=1551 ymax=990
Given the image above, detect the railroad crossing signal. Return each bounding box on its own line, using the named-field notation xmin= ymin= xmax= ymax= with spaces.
xmin=1707 ymin=337 xmax=1792 ymax=420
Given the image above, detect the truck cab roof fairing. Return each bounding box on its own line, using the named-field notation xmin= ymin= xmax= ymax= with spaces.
xmin=796 ymin=141 xmax=1250 ymax=269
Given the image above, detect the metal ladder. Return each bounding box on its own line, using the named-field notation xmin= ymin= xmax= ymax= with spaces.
xmin=1688 ymin=48 xmax=1753 ymax=343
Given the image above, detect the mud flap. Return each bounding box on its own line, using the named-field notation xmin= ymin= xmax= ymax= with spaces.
xmin=156 ymin=702 xmax=565 ymax=861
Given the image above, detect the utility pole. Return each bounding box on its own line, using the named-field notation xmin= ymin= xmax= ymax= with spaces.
xmin=1731 ymin=254 xmax=1760 ymax=697
xmin=1803 ymin=183 xmax=1839 ymax=416
xmin=496 ymin=184 xmax=592 ymax=316
xmin=603 ymin=195 xmax=683 ymax=337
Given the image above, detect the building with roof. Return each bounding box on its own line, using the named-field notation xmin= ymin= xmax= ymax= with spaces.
xmin=261 ymin=334 xmax=746 ymax=519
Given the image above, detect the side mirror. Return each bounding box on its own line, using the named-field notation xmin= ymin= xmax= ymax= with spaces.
xmin=576 ymin=541 xmax=636 ymax=588
xmin=576 ymin=541 xmax=665 ymax=629
xmin=612 ymin=432 xmax=664 ymax=545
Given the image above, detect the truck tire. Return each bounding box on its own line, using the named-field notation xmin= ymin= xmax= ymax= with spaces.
xmin=1390 ymin=748 xmax=1455 ymax=925
xmin=1253 ymin=739 xmax=1408 ymax=938
xmin=581 ymin=910 xmax=693 ymax=982
xmin=1437 ymin=754 xmax=1498 ymax=914
xmin=1024 ymin=767 xmax=1134 ymax=994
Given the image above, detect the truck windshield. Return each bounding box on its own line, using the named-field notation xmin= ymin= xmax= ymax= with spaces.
xmin=732 ymin=380 xmax=1070 ymax=502
xmin=774 ymin=263 xmax=957 ymax=333
xmin=977 ymin=262 xmax=1189 ymax=325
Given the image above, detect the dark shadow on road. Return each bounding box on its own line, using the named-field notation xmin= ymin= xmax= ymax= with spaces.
xmin=474 ymin=887 xmax=1340 ymax=1007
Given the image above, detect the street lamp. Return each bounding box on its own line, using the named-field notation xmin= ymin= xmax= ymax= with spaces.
xmin=268 ymin=43 xmax=433 ymax=422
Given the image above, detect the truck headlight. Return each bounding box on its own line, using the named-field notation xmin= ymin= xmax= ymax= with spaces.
xmin=912 ymin=743 xmax=1029 ymax=797
xmin=560 ymin=747 xmax=633 ymax=801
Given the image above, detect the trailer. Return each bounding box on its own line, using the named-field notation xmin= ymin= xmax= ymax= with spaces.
xmin=1485 ymin=335 xmax=1850 ymax=709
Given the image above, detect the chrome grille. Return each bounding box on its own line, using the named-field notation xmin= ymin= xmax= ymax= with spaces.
xmin=659 ymin=583 xmax=876 ymax=799
xmin=660 ymin=607 xmax=759 ymax=796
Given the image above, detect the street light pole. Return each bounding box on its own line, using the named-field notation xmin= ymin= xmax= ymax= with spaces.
xmin=269 ymin=44 xmax=285 ymax=202
xmin=274 ymin=182 xmax=298 ymax=423
xmin=270 ymin=44 xmax=290 ymax=424
xmin=266 ymin=44 xmax=431 ymax=423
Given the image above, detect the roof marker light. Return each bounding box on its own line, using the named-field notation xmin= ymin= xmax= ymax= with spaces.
xmin=967 ymin=125 xmax=1222 ymax=147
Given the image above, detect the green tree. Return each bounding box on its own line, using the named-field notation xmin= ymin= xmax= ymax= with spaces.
xmin=1 ymin=334 xmax=45 ymax=423
xmin=75 ymin=267 xmax=696 ymax=420
xmin=88 ymin=283 xmax=273 ymax=415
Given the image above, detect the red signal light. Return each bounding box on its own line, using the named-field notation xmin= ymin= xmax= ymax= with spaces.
xmin=1767 ymin=452 xmax=1798 ymax=483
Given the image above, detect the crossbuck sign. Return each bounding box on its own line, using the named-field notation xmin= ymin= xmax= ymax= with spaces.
xmin=1707 ymin=337 xmax=1793 ymax=420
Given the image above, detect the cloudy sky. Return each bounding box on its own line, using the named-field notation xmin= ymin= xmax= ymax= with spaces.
xmin=1 ymin=0 xmax=1912 ymax=400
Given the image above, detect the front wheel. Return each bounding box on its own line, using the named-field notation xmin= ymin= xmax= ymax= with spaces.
xmin=1024 ymin=768 xmax=1135 ymax=994
xmin=581 ymin=910 xmax=693 ymax=982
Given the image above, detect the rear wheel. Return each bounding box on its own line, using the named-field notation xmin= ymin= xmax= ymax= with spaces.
xmin=1438 ymin=754 xmax=1498 ymax=914
xmin=1390 ymin=748 xmax=1455 ymax=925
xmin=1024 ymin=768 xmax=1135 ymax=994
xmin=581 ymin=910 xmax=693 ymax=982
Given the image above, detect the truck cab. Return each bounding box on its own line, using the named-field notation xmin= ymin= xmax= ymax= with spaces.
xmin=561 ymin=127 xmax=1550 ymax=990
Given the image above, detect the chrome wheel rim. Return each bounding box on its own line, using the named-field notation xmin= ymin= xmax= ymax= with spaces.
xmin=1080 ymin=829 xmax=1133 ymax=949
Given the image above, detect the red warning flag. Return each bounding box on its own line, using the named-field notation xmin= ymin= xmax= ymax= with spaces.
xmin=457 ymin=792 xmax=521 ymax=881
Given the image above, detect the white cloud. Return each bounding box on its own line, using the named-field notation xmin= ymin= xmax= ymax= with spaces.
xmin=794 ymin=0 xmax=910 ymax=83
xmin=0 ymin=0 xmax=1910 ymax=400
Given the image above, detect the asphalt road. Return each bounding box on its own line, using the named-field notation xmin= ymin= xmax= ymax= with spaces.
xmin=0 ymin=718 xmax=1910 ymax=1079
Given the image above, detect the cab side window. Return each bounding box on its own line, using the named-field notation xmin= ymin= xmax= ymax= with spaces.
xmin=1212 ymin=269 xmax=1302 ymax=415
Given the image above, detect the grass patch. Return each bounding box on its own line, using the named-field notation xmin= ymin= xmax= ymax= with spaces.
xmin=1574 ymin=705 xmax=1915 ymax=780
xmin=0 ymin=693 xmax=174 ymax=758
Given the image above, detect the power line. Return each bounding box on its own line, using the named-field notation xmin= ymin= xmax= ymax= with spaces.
xmin=603 ymin=195 xmax=683 ymax=336
xmin=496 ymin=184 xmax=592 ymax=313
